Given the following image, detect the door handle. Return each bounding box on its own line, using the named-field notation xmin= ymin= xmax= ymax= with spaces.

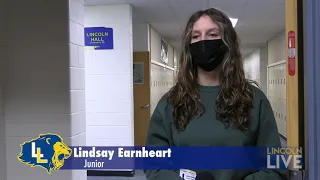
xmin=141 ymin=104 xmax=150 ymax=109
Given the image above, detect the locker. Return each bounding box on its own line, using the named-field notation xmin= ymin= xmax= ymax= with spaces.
xmin=267 ymin=62 xmax=287 ymax=137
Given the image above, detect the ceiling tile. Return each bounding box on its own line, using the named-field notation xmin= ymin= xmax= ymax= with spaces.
xmin=236 ymin=24 xmax=284 ymax=35
xmin=209 ymin=0 xmax=248 ymax=5
xmin=132 ymin=0 xmax=169 ymax=7
xmin=84 ymin=0 xmax=128 ymax=5
xmin=171 ymin=6 xmax=202 ymax=20
xmin=168 ymin=0 xmax=208 ymax=8
xmin=133 ymin=6 xmax=176 ymax=23
xmin=206 ymin=3 xmax=245 ymax=18
xmin=169 ymin=2 xmax=245 ymax=22
xmin=85 ymin=0 xmax=146 ymax=5
xmin=85 ymin=0 xmax=166 ymax=6
xmin=151 ymin=22 xmax=184 ymax=38
xmin=240 ymin=3 xmax=285 ymax=22
xmin=246 ymin=0 xmax=284 ymax=4
xmin=86 ymin=0 xmax=286 ymax=58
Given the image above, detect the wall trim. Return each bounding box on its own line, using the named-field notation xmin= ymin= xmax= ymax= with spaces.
xmin=151 ymin=59 xmax=175 ymax=71
xmin=267 ymin=60 xmax=286 ymax=68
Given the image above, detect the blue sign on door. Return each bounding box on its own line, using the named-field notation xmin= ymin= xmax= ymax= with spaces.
xmin=84 ymin=27 xmax=114 ymax=50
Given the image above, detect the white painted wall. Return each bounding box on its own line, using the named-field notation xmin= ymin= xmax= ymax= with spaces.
xmin=244 ymin=48 xmax=261 ymax=84
xmin=242 ymin=43 xmax=268 ymax=94
xmin=259 ymin=44 xmax=268 ymax=95
xmin=133 ymin=23 xmax=150 ymax=52
xmin=243 ymin=32 xmax=287 ymax=138
xmin=0 ymin=0 xmax=6 ymax=179
xmin=2 ymin=0 xmax=86 ymax=180
xmin=268 ymin=33 xmax=286 ymax=64
xmin=149 ymin=26 xmax=175 ymax=113
xmin=69 ymin=0 xmax=87 ymax=154
xmin=267 ymin=33 xmax=286 ymax=137
xmin=84 ymin=5 xmax=134 ymax=147
xmin=243 ymin=33 xmax=286 ymax=87
xmin=173 ymin=48 xmax=180 ymax=76
xmin=150 ymin=27 xmax=175 ymax=67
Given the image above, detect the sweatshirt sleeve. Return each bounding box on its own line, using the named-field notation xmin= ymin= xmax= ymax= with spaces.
xmin=244 ymin=97 xmax=289 ymax=180
xmin=144 ymin=102 xmax=182 ymax=180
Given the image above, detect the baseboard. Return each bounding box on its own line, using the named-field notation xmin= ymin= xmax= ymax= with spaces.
xmin=87 ymin=170 xmax=135 ymax=177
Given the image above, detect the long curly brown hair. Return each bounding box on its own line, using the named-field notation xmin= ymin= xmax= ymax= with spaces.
xmin=167 ymin=8 xmax=255 ymax=131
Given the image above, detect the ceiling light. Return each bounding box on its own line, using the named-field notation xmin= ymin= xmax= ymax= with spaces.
xmin=229 ymin=18 xmax=238 ymax=28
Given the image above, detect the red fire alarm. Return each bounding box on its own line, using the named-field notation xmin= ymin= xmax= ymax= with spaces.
xmin=288 ymin=31 xmax=296 ymax=76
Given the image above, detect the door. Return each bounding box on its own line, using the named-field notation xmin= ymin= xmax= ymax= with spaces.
xmin=286 ymin=0 xmax=305 ymax=177
xmin=133 ymin=52 xmax=151 ymax=146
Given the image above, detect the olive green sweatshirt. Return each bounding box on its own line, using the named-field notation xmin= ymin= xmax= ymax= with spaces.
xmin=144 ymin=85 xmax=288 ymax=180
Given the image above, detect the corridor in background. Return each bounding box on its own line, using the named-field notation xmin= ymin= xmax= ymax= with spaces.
xmin=1 ymin=0 xmax=319 ymax=179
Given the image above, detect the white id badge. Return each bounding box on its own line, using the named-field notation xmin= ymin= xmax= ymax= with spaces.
xmin=179 ymin=169 xmax=197 ymax=180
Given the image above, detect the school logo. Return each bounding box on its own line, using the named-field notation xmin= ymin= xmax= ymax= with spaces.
xmin=17 ymin=133 xmax=72 ymax=174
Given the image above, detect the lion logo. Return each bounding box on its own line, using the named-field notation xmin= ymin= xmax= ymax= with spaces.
xmin=17 ymin=133 xmax=72 ymax=174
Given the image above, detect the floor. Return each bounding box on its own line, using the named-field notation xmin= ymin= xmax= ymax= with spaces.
xmin=88 ymin=138 xmax=300 ymax=180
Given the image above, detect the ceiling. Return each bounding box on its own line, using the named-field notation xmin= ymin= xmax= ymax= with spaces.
xmin=84 ymin=0 xmax=285 ymax=57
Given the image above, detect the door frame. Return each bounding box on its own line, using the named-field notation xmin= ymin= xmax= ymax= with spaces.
xmin=304 ymin=0 xmax=320 ymax=179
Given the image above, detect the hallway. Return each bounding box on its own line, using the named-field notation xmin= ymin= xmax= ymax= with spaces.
xmin=0 ymin=0 xmax=320 ymax=180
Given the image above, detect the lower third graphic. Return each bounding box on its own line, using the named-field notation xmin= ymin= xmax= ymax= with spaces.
xmin=17 ymin=133 xmax=72 ymax=174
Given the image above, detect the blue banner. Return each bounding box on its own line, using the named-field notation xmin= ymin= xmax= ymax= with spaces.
xmin=84 ymin=27 xmax=113 ymax=50
xmin=59 ymin=146 xmax=303 ymax=170
xmin=17 ymin=134 xmax=303 ymax=174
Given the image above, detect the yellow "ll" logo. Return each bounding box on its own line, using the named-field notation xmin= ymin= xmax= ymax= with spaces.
xmin=31 ymin=142 xmax=48 ymax=163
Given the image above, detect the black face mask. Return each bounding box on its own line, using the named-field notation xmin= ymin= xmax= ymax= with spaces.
xmin=190 ymin=39 xmax=227 ymax=72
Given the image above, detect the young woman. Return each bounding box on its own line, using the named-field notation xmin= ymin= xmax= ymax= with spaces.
xmin=144 ymin=8 xmax=287 ymax=180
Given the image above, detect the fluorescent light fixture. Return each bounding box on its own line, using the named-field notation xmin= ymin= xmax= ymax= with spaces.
xmin=229 ymin=18 xmax=238 ymax=28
